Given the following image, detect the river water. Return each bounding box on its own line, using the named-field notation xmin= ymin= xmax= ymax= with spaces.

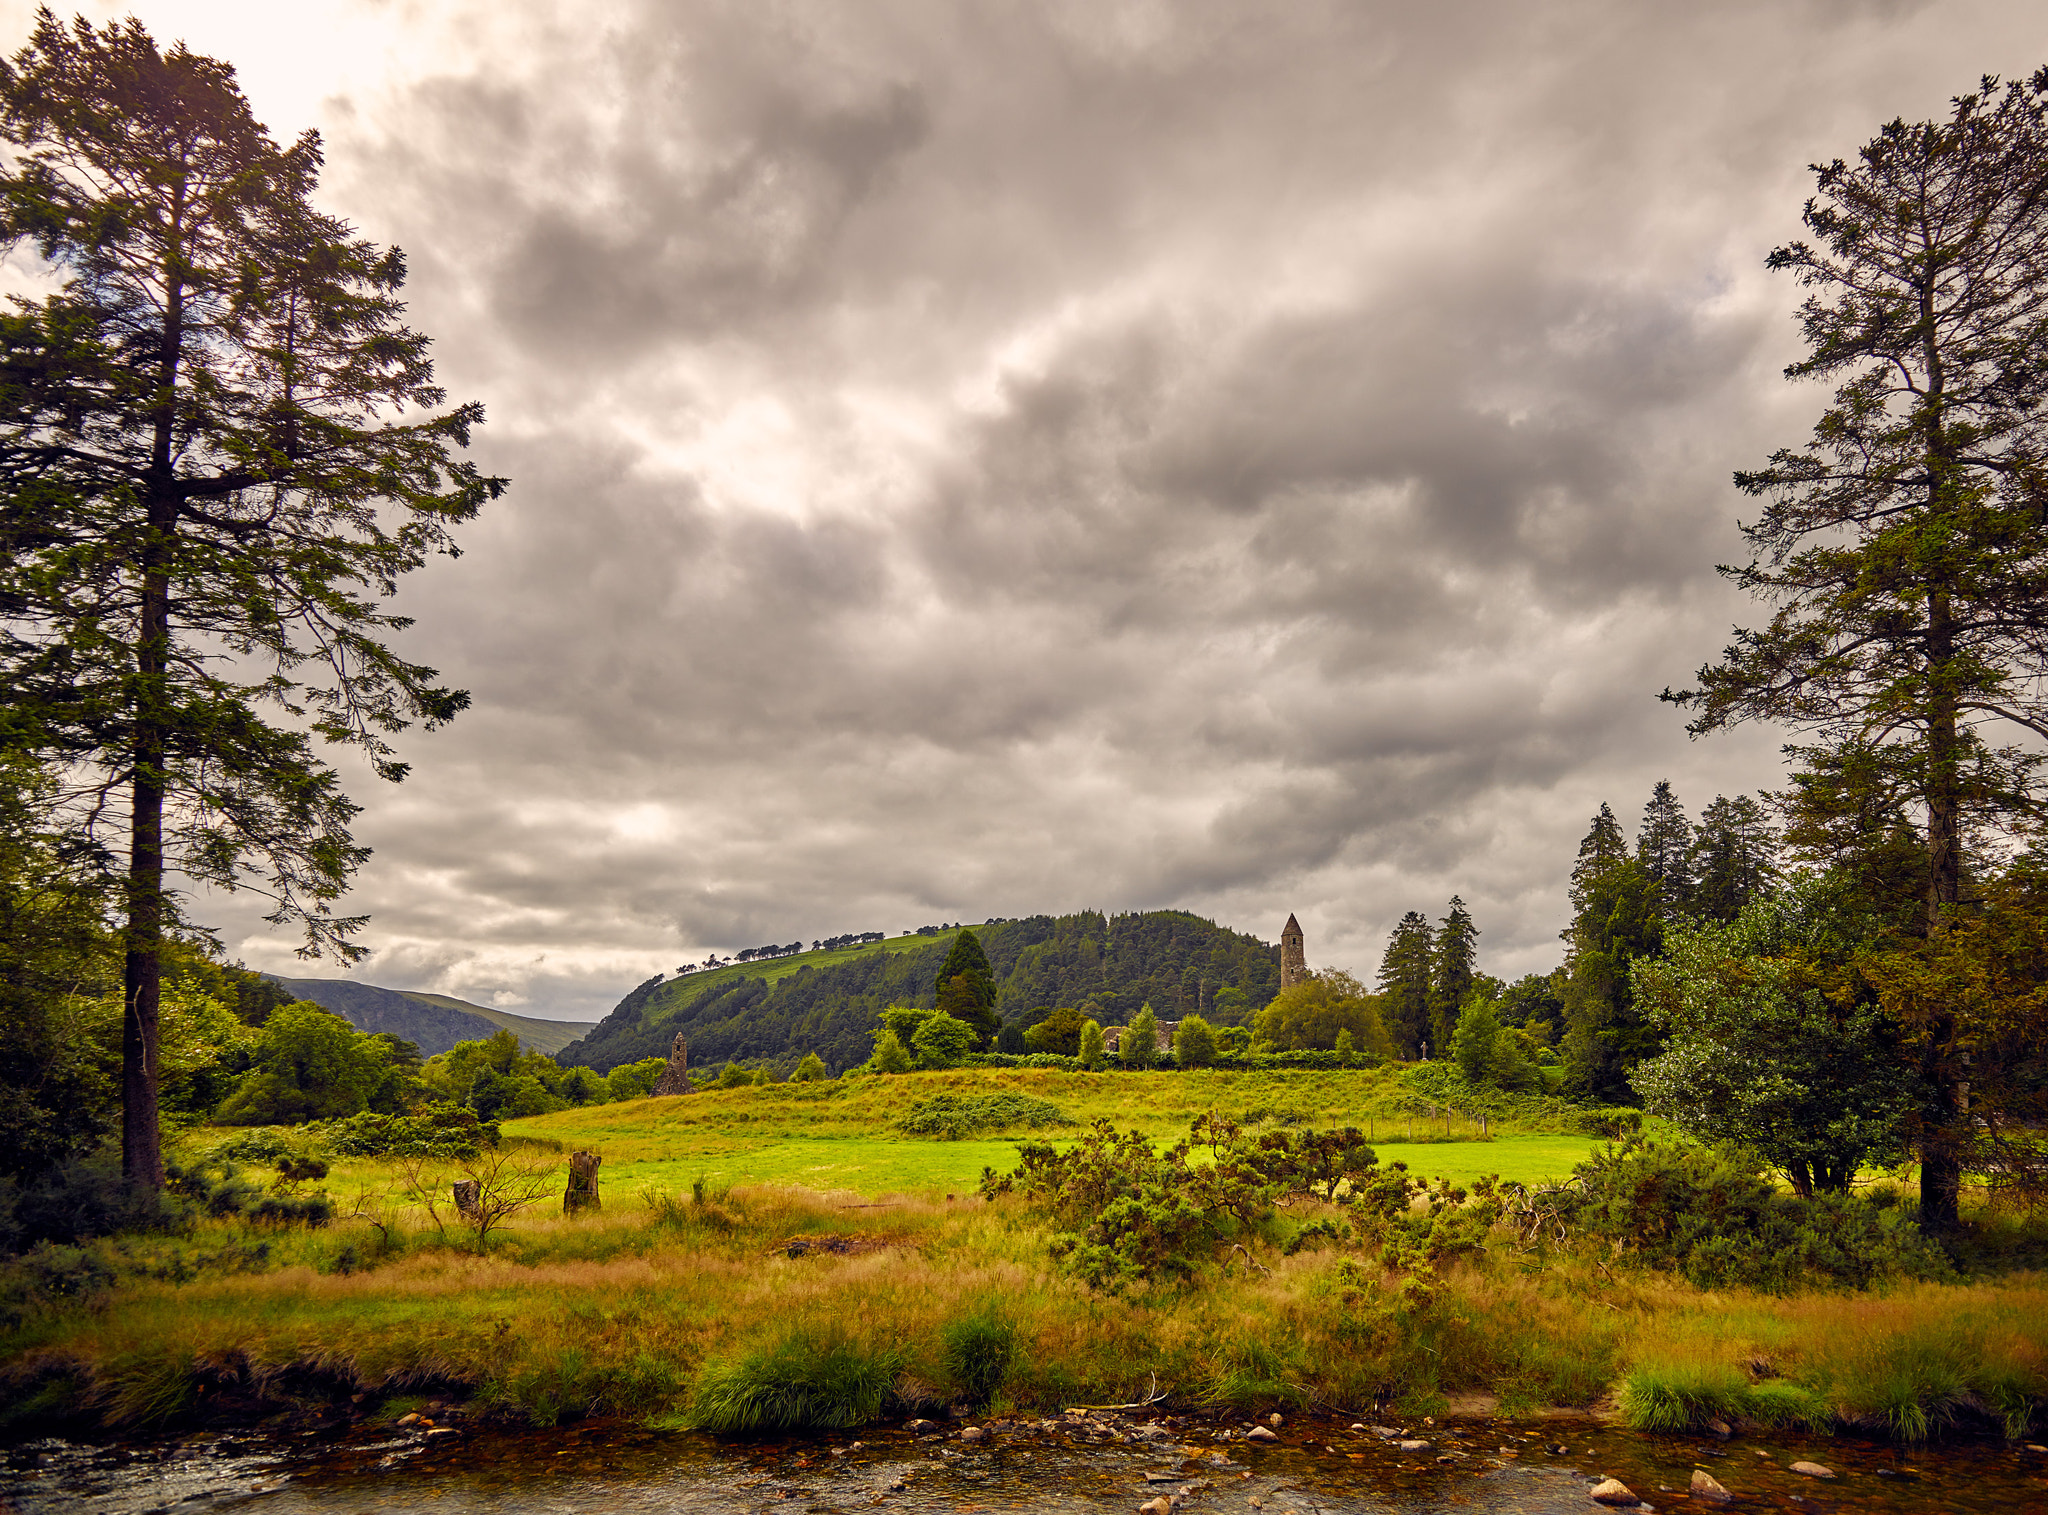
xmin=5 ymin=1413 xmax=2045 ymax=1515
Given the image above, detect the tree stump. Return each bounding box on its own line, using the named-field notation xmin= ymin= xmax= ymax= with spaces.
xmin=452 ymin=1179 xmax=482 ymax=1218
xmin=564 ymin=1150 xmax=601 ymax=1214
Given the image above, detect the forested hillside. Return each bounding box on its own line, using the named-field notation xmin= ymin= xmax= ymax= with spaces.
xmin=557 ymin=910 xmax=1283 ymax=1074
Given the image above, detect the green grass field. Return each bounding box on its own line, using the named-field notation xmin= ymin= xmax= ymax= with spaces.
xmin=499 ymin=1067 xmax=1602 ymax=1200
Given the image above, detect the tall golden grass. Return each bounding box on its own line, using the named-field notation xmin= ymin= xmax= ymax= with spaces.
xmin=6 ymin=1178 xmax=2041 ymax=1440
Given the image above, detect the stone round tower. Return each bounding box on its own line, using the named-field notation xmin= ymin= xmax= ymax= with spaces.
xmin=1279 ymin=913 xmax=1306 ymax=988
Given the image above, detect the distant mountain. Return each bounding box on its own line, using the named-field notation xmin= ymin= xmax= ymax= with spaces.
xmin=557 ymin=909 xmax=1284 ymax=1075
xmin=267 ymin=976 xmax=588 ymax=1057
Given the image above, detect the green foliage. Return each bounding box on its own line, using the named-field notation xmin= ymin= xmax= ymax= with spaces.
xmin=933 ymin=929 xmax=999 ymax=1048
xmin=894 ymin=1093 xmax=1072 ymax=1140
xmin=1376 ymin=912 xmax=1433 ymax=1058
xmin=1251 ymin=970 xmax=1393 ymax=1057
xmin=1636 ymin=781 xmax=1695 ymax=917
xmin=910 ymin=1012 xmax=977 ymax=1070
xmin=605 ymin=1058 xmax=668 ymax=1100
xmin=1121 ymin=1006 xmax=1158 ymax=1069
xmin=868 ymin=1029 xmax=914 ymax=1075
xmin=789 ymin=1052 xmax=829 ymax=1083
xmin=321 ymin=1103 xmax=499 ymax=1159
xmin=214 ymin=1003 xmax=408 ymax=1125
xmin=1561 ymin=804 xmax=1664 ymax=1102
xmin=685 ymin=1327 xmax=906 ymax=1433
xmin=0 ymin=758 xmax=119 ymax=1179
xmin=1631 ymin=885 xmax=1915 ymax=1194
xmin=0 ymin=13 xmax=505 ymax=1187
xmin=1452 ymin=994 xmax=1500 ymax=1085
xmin=1552 ymin=1137 xmax=1951 ymax=1292
xmin=941 ymin=1306 xmax=1018 ymax=1406
xmin=715 ymin=1062 xmax=756 ymax=1090
xmin=1617 ymin=1363 xmax=1827 ymax=1435
xmin=1691 ymin=793 xmax=1777 ymax=923
xmin=1023 ymin=1006 xmax=1089 ymax=1056
xmin=982 ymin=1115 xmax=1379 ymax=1292
xmin=1427 ymin=898 xmax=1478 ymax=1056
xmin=1077 ymin=1020 xmax=1104 ymax=1069
xmin=1173 ymin=1014 xmax=1218 ymax=1068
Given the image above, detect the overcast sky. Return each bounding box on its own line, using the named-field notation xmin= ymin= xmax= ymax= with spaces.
xmin=10 ymin=0 xmax=2043 ymax=1021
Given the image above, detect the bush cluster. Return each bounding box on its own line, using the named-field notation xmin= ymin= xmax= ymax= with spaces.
xmin=1552 ymin=1137 xmax=1952 ymax=1291
xmin=319 ymin=1103 xmax=500 ymax=1159
xmin=894 ymin=1093 xmax=1073 ymax=1140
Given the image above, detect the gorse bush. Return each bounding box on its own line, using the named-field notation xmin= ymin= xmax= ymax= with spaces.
xmin=895 ymin=1093 xmax=1072 ymax=1139
xmin=685 ymin=1327 xmax=906 ymax=1433
xmin=982 ymin=1115 xmax=1384 ymax=1292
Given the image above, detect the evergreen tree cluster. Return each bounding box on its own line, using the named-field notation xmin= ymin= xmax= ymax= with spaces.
xmin=1372 ymin=897 xmax=1478 ymax=1060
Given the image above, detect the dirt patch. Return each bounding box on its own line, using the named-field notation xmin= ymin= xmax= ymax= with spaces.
xmin=772 ymin=1234 xmax=896 ymax=1259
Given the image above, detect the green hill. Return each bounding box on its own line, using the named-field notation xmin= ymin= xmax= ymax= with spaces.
xmin=556 ymin=909 xmax=1283 ymax=1075
xmin=267 ymin=976 xmax=589 ymax=1056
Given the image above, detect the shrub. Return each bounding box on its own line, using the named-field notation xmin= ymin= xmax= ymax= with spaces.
xmin=1078 ymin=1020 xmax=1104 ymax=1069
xmin=0 ymin=1157 xmax=186 ymax=1253
xmin=942 ymin=1307 xmax=1018 ymax=1406
xmin=1552 ymin=1137 xmax=1952 ymax=1292
xmin=1121 ymin=1007 xmax=1158 ymax=1069
xmin=910 ymin=1012 xmax=977 ymax=1070
xmin=322 ymin=1103 xmax=499 ymax=1159
xmin=685 ymin=1327 xmax=906 ymax=1433
xmin=790 ymin=1052 xmax=829 ymax=1082
xmin=868 ymin=1030 xmax=913 ymax=1075
xmin=895 ymin=1093 xmax=1072 ymax=1139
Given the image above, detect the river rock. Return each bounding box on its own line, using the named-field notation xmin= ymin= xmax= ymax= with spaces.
xmin=905 ymin=1419 xmax=936 ymax=1433
xmin=1397 ymin=1439 xmax=1432 ymax=1453
xmin=1139 ymin=1498 xmax=1173 ymax=1515
xmin=959 ymin=1426 xmax=986 ymax=1443
xmin=1267 ymin=1413 xmax=1283 ymax=1427
xmin=1246 ymin=1426 xmax=1278 ymax=1442
xmin=1789 ymin=1461 xmax=1835 ymax=1479
xmin=1589 ymin=1477 xmax=1640 ymax=1506
xmin=1689 ymin=1469 xmax=1732 ymax=1502
xmin=1706 ymin=1419 xmax=1732 ymax=1439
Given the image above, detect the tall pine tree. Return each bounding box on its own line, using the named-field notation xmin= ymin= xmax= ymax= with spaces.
xmin=1665 ymin=72 xmax=2048 ymax=1230
xmin=1427 ymin=896 xmax=1478 ymax=1055
xmin=1560 ymin=805 xmax=1663 ymax=1101
xmin=1636 ymin=781 xmax=1694 ymax=917
xmin=1376 ymin=910 xmax=1432 ymax=1059
xmin=1689 ymin=793 xmax=1778 ymax=923
xmin=0 ymin=15 xmax=503 ymax=1185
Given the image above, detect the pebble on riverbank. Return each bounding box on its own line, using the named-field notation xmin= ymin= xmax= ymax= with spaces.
xmin=1789 ymin=1460 xmax=1835 ymax=1479
xmin=1589 ymin=1476 xmax=1639 ymax=1506
xmin=1689 ymin=1468 xmax=1732 ymax=1502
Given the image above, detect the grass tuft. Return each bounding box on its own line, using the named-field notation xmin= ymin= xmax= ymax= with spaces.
xmin=685 ymin=1326 xmax=906 ymax=1433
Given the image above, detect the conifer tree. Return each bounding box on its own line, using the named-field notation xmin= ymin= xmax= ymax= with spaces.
xmin=1689 ymin=793 xmax=1778 ymax=923
xmin=1560 ymin=806 xmax=1663 ymax=1101
xmin=0 ymin=14 xmax=503 ymax=1186
xmin=1667 ymin=71 xmax=2048 ymax=1228
xmin=932 ymin=928 xmax=998 ymax=1048
xmin=1427 ymin=897 xmax=1478 ymax=1054
xmin=1636 ymin=781 xmax=1694 ymax=917
xmin=1375 ymin=911 xmax=1432 ymax=1058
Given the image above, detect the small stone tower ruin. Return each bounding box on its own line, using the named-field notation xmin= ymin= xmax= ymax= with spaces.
xmin=1279 ymin=913 xmax=1306 ymax=988
xmin=652 ymin=1031 xmax=692 ymax=1095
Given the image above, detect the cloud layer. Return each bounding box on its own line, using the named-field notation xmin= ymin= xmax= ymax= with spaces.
xmin=95 ymin=0 xmax=2042 ymax=1017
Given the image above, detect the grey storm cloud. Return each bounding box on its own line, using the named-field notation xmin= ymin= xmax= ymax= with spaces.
xmin=159 ymin=0 xmax=2041 ymax=1017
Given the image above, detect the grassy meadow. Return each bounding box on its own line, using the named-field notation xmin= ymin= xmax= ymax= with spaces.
xmin=492 ymin=1067 xmax=1604 ymax=1197
xmin=3 ymin=1066 xmax=2042 ymax=1445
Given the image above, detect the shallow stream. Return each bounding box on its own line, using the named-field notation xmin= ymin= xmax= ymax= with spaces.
xmin=5 ymin=1413 xmax=2045 ymax=1515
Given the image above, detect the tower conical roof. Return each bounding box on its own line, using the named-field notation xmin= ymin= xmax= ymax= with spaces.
xmin=1282 ymin=913 xmax=1302 ymax=936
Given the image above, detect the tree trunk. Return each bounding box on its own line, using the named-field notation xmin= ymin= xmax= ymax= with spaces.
xmin=121 ymin=499 xmax=175 ymax=1190
xmin=564 ymin=1150 xmax=601 ymax=1214
xmin=1920 ymin=590 xmax=1965 ymax=1233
